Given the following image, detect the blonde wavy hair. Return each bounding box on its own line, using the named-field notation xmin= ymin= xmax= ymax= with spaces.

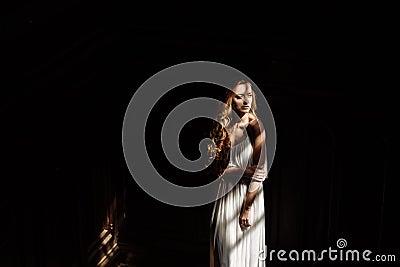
xmin=208 ymin=80 xmax=258 ymax=177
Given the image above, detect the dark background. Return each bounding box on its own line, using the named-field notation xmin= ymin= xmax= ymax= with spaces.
xmin=1 ymin=2 xmax=397 ymax=267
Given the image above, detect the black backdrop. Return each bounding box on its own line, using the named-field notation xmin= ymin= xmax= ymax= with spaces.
xmin=1 ymin=2 xmax=397 ymax=267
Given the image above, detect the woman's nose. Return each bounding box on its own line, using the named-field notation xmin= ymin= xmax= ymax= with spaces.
xmin=243 ymin=96 xmax=251 ymax=103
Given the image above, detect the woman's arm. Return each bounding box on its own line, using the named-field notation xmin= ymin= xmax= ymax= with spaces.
xmin=247 ymin=118 xmax=268 ymax=197
xmin=240 ymin=119 xmax=268 ymax=227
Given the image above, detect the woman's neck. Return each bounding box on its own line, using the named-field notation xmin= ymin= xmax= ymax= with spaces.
xmin=232 ymin=113 xmax=249 ymax=127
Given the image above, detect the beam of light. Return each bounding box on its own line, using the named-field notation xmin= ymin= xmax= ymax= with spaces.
xmin=97 ymin=243 xmax=118 ymax=266
xmin=101 ymin=233 xmax=112 ymax=246
xmin=99 ymin=228 xmax=108 ymax=239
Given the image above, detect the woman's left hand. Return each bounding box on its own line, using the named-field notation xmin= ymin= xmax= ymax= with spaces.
xmin=239 ymin=204 xmax=252 ymax=228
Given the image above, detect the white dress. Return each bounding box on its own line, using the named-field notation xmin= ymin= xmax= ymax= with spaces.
xmin=210 ymin=136 xmax=266 ymax=267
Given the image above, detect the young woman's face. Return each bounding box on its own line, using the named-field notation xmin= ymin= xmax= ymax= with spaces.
xmin=232 ymin=83 xmax=253 ymax=114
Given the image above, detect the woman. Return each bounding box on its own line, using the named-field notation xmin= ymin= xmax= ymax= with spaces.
xmin=209 ymin=80 xmax=268 ymax=267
